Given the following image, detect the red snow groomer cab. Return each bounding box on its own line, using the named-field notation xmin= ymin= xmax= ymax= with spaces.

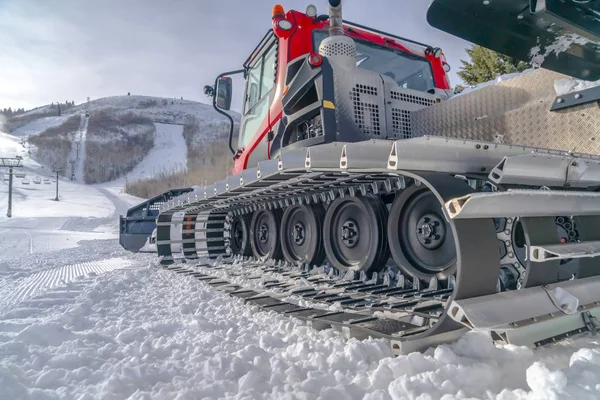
xmin=214 ymin=3 xmax=454 ymax=174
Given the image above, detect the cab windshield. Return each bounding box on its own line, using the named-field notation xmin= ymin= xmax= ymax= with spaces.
xmin=313 ymin=31 xmax=435 ymax=93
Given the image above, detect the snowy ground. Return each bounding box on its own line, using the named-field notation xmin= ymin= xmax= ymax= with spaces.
xmin=1 ymin=130 xmax=600 ymax=399
xmin=121 ymin=122 xmax=187 ymax=183
xmin=73 ymin=114 xmax=88 ymax=183
xmin=9 ymin=115 xmax=71 ymax=140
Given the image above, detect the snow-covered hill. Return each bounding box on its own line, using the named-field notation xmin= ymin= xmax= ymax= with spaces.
xmin=10 ymin=96 xmax=239 ymax=142
xmin=4 ymin=95 xmax=240 ymax=186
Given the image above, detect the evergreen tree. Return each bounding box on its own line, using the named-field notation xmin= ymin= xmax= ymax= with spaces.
xmin=457 ymin=45 xmax=530 ymax=85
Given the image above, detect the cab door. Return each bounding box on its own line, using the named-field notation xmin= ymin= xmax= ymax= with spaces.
xmin=236 ymin=39 xmax=278 ymax=171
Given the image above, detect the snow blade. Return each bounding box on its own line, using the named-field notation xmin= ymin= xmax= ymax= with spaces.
xmin=426 ymin=0 xmax=600 ymax=81
xmin=119 ymin=187 xmax=194 ymax=252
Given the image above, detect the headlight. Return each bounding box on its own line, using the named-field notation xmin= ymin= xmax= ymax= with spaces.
xmin=277 ymin=19 xmax=293 ymax=30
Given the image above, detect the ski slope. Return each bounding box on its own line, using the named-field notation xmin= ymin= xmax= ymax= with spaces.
xmin=9 ymin=115 xmax=71 ymax=139
xmin=124 ymin=122 xmax=187 ymax=182
xmin=73 ymin=113 xmax=89 ymax=182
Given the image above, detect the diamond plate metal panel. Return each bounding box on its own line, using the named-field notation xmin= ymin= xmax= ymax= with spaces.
xmin=412 ymin=69 xmax=600 ymax=155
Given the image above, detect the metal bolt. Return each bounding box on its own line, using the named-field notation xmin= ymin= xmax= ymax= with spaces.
xmin=575 ymin=93 xmax=582 ymax=99
xmin=557 ymin=97 xmax=564 ymax=103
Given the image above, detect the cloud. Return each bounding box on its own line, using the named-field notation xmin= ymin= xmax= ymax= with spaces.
xmin=0 ymin=0 xmax=471 ymax=112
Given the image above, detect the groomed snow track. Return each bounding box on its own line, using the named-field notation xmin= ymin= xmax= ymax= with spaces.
xmin=0 ymin=258 xmax=133 ymax=309
xmin=152 ymin=137 xmax=600 ymax=353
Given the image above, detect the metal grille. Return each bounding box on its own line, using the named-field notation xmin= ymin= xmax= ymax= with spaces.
xmin=351 ymin=85 xmax=380 ymax=135
xmin=319 ymin=36 xmax=357 ymax=58
xmin=391 ymin=91 xmax=435 ymax=106
xmin=392 ymin=109 xmax=411 ymax=139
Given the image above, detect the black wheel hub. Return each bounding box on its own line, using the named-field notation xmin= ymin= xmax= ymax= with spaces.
xmin=416 ymin=213 xmax=446 ymax=250
xmin=292 ymin=222 xmax=306 ymax=246
xmin=232 ymin=220 xmax=244 ymax=248
xmin=341 ymin=219 xmax=359 ymax=248
xmin=259 ymin=224 xmax=269 ymax=243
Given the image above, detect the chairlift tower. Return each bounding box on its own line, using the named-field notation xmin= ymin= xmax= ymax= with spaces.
xmin=52 ymin=168 xmax=64 ymax=201
xmin=1 ymin=156 xmax=24 ymax=217
xmin=69 ymin=159 xmax=76 ymax=181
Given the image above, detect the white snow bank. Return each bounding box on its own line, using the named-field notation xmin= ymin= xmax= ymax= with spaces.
xmin=1 ymin=263 xmax=599 ymax=399
xmin=554 ymin=77 xmax=600 ymax=96
xmin=456 ymin=69 xmax=535 ymax=97
xmin=0 ymin=175 xmax=114 ymax=220
xmin=0 ymin=131 xmax=28 ymax=158
xmin=0 ymin=132 xmax=114 ymax=220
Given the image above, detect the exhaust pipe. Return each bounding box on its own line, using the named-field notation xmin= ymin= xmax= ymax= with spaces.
xmin=319 ymin=0 xmax=356 ymax=63
xmin=328 ymin=0 xmax=343 ymax=36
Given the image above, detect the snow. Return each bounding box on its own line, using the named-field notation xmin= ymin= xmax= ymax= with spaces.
xmin=123 ymin=122 xmax=187 ymax=183
xmin=0 ymin=131 xmax=27 ymax=158
xmin=10 ymin=115 xmax=72 ymax=139
xmin=554 ymin=77 xmax=600 ymax=96
xmin=74 ymin=114 xmax=89 ymax=182
xmin=529 ymin=33 xmax=593 ymax=69
xmin=1 ymin=259 xmax=600 ymax=399
xmin=455 ymin=69 xmax=535 ymax=97
xmin=2 ymin=114 xmax=600 ymax=398
xmin=72 ymin=95 xmax=239 ymax=127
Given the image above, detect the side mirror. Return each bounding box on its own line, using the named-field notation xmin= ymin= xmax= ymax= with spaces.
xmin=216 ymin=77 xmax=233 ymax=110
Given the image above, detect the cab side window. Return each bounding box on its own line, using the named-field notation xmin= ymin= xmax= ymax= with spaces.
xmin=239 ymin=41 xmax=278 ymax=148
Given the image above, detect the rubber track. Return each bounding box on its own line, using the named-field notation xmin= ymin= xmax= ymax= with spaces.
xmin=160 ymin=257 xmax=459 ymax=353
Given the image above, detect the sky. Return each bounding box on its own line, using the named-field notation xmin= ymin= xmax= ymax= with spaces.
xmin=0 ymin=0 xmax=472 ymax=113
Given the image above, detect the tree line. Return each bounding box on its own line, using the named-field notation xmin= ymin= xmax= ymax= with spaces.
xmin=454 ymin=45 xmax=530 ymax=92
